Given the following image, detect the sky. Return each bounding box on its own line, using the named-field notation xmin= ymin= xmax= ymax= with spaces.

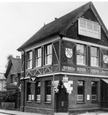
xmin=0 ymin=0 xmax=108 ymax=72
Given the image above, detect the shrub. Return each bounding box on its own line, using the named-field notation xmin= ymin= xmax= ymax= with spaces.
xmin=4 ymin=91 xmax=16 ymax=102
xmin=1 ymin=102 xmax=15 ymax=110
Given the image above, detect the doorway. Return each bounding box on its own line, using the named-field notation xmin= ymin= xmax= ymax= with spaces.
xmin=56 ymin=81 xmax=68 ymax=112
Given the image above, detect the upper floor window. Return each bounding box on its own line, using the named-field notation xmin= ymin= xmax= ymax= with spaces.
xmin=45 ymin=44 xmax=52 ymax=65
xmin=76 ymin=44 xmax=86 ymax=65
xmin=35 ymin=48 xmax=42 ymax=67
xmin=90 ymin=47 xmax=99 ymax=67
xmin=78 ymin=18 xmax=101 ymax=39
xmin=27 ymin=51 xmax=32 ymax=69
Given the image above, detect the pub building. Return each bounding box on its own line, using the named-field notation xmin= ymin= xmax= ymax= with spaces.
xmin=18 ymin=2 xmax=108 ymax=114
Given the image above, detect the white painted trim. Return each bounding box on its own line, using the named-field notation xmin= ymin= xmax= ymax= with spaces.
xmin=63 ymin=37 xmax=108 ymax=49
xmin=25 ymin=35 xmax=61 ymax=52
xmin=20 ymin=72 xmax=108 ymax=80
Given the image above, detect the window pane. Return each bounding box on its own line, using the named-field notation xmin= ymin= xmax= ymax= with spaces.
xmin=77 ymin=44 xmax=85 ymax=65
xmin=91 ymin=57 xmax=98 ymax=66
xmin=91 ymin=47 xmax=98 ymax=67
xmin=30 ymin=52 xmax=32 ymax=59
xmin=27 ymin=51 xmax=32 ymax=69
xmin=36 ymin=48 xmax=41 ymax=67
xmin=77 ymin=44 xmax=84 ymax=54
xmin=77 ymin=55 xmax=85 ymax=65
xmin=91 ymin=47 xmax=97 ymax=56
xmin=45 ymin=44 xmax=52 ymax=65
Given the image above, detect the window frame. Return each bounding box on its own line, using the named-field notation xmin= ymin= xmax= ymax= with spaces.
xmin=35 ymin=47 xmax=42 ymax=67
xmin=27 ymin=83 xmax=32 ymax=101
xmin=45 ymin=80 xmax=51 ymax=102
xmin=77 ymin=80 xmax=85 ymax=102
xmin=27 ymin=51 xmax=32 ymax=69
xmin=78 ymin=18 xmax=101 ymax=39
xmin=91 ymin=81 xmax=98 ymax=101
xmin=45 ymin=44 xmax=52 ymax=65
xmin=76 ymin=44 xmax=86 ymax=65
xmin=90 ymin=47 xmax=99 ymax=67
xmin=35 ymin=81 xmax=41 ymax=102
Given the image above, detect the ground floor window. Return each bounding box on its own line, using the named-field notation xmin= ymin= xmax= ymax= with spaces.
xmin=91 ymin=81 xmax=98 ymax=101
xmin=77 ymin=80 xmax=84 ymax=102
xmin=45 ymin=80 xmax=51 ymax=102
xmin=35 ymin=81 xmax=41 ymax=102
xmin=27 ymin=83 xmax=32 ymax=101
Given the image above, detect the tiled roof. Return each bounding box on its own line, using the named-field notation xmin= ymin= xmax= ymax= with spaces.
xmin=17 ymin=2 xmax=108 ymax=51
xmin=4 ymin=57 xmax=21 ymax=78
xmin=18 ymin=2 xmax=90 ymax=51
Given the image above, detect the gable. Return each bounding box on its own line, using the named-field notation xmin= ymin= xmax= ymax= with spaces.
xmin=63 ymin=6 xmax=108 ymax=46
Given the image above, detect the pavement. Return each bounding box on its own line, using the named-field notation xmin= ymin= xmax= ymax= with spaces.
xmin=0 ymin=109 xmax=43 ymax=115
xmin=0 ymin=109 xmax=108 ymax=115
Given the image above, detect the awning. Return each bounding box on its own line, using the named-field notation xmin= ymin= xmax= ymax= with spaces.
xmin=102 ymin=79 xmax=108 ymax=84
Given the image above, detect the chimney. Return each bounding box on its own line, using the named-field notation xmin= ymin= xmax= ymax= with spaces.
xmin=55 ymin=17 xmax=57 ymax=20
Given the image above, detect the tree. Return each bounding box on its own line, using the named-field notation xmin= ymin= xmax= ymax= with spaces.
xmin=7 ymin=54 xmax=13 ymax=60
xmin=5 ymin=54 xmax=13 ymax=68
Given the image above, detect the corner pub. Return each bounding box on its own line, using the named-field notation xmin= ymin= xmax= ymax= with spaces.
xmin=18 ymin=2 xmax=108 ymax=114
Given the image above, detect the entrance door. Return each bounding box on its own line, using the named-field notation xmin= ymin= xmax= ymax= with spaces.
xmin=56 ymin=81 xmax=68 ymax=112
xmin=101 ymin=79 xmax=108 ymax=108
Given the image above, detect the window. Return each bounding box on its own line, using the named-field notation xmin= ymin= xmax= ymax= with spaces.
xmin=91 ymin=81 xmax=98 ymax=101
xmin=77 ymin=44 xmax=86 ymax=65
xmin=27 ymin=83 xmax=32 ymax=101
xmin=91 ymin=47 xmax=99 ymax=67
xmin=35 ymin=48 xmax=42 ymax=67
xmin=35 ymin=81 xmax=41 ymax=101
xmin=27 ymin=51 xmax=32 ymax=69
xmin=77 ymin=81 xmax=84 ymax=102
xmin=45 ymin=44 xmax=52 ymax=65
xmin=78 ymin=18 xmax=101 ymax=39
xmin=45 ymin=81 xmax=51 ymax=102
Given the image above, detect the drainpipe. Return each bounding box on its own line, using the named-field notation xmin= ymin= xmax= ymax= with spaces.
xmin=22 ymin=49 xmax=25 ymax=112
